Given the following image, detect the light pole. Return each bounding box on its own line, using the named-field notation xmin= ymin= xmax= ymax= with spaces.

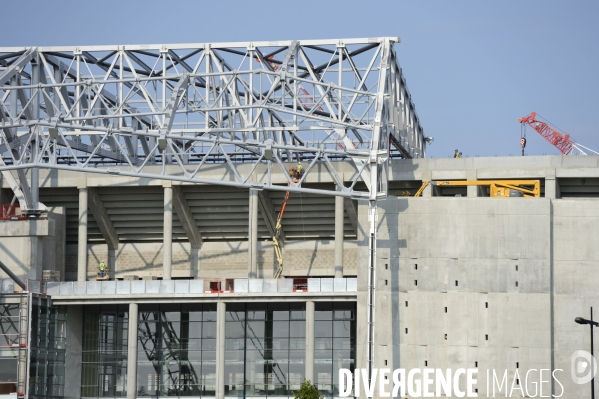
xmin=575 ymin=307 xmax=599 ymax=399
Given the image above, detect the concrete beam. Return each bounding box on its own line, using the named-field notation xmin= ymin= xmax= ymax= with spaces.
xmin=257 ymin=190 xmax=285 ymax=244
xmin=248 ymin=189 xmax=258 ymax=278
xmin=88 ymin=188 xmax=119 ymax=250
xmin=172 ymin=186 xmax=202 ymax=248
xmin=343 ymin=198 xmax=358 ymax=235
xmin=305 ymin=301 xmax=315 ymax=382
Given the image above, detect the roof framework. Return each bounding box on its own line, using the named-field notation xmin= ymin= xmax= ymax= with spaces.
xmin=0 ymin=38 xmax=427 ymax=201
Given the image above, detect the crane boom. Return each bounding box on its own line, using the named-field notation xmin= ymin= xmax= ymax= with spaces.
xmin=518 ymin=112 xmax=574 ymax=155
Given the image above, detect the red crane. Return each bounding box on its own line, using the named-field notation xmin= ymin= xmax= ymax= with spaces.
xmin=518 ymin=112 xmax=574 ymax=155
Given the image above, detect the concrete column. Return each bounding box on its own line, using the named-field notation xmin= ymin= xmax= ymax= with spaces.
xmin=305 ymin=301 xmax=315 ymax=383
xmin=126 ymin=303 xmax=138 ymax=399
xmin=334 ymin=194 xmax=344 ymax=278
xmin=65 ymin=305 xmax=83 ymax=399
xmin=108 ymin=248 xmax=117 ymax=280
xmin=248 ymin=189 xmax=258 ymax=278
xmin=77 ymin=182 xmax=88 ymax=282
xmin=545 ymin=176 xmax=558 ymax=199
xmin=163 ymin=183 xmax=173 ymax=280
xmin=216 ymin=301 xmax=226 ymax=399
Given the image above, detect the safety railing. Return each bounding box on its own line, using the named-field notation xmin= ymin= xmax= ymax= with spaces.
xmin=44 ymin=277 xmax=358 ymax=296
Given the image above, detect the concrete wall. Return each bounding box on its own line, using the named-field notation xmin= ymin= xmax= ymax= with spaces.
xmin=0 ymin=207 xmax=66 ymax=283
xmin=64 ymin=240 xmax=358 ymax=280
xmin=356 ymin=195 xmax=599 ymax=398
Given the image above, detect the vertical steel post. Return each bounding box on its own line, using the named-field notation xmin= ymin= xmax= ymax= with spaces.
xmin=126 ymin=303 xmax=138 ymax=399
xmin=334 ymin=192 xmax=344 ymax=278
xmin=366 ymin=201 xmax=377 ymax=397
xmin=163 ymin=183 xmax=173 ymax=280
xmin=248 ymin=189 xmax=258 ymax=278
xmin=305 ymin=301 xmax=315 ymax=382
xmin=78 ymin=183 xmax=88 ymax=281
xmin=216 ymin=301 xmax=226 ymax=399
xmin=592 ymin=307 xmax=595 ymax=399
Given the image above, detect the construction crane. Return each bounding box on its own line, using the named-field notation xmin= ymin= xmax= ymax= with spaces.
xmin=518 ymin=112 xmax=599 ymax=155
xmin=435 ymin=180 xmax=540 ymax=198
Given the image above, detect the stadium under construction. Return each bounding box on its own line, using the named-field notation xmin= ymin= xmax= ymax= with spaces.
xmin=0 ymin=38 xmax=598 ymax=399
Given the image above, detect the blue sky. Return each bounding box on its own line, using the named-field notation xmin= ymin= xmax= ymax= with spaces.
xmin=3 ymin=0 xmax=598 ymax=158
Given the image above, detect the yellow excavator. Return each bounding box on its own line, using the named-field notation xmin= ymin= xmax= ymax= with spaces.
xmin=413 ymin=180 xmax=540 ymax=198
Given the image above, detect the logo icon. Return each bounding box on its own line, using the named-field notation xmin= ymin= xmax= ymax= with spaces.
xmin=571 ymin=350 xmax=597 ymax=384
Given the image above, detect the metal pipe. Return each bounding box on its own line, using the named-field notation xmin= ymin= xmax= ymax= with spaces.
xmin=0 ymin=260 xmax=26 ymax=290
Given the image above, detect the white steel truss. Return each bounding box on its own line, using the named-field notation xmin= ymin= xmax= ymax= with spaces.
xmin=0 ymin=37 xmax=428 ymax=202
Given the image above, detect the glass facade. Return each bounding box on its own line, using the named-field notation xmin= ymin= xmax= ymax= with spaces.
xmin=225 ymin=303 xmax=306 ymax=398
xmin=29 ymin=301 xmax=67 ymax=398
xmin=137 ymin=303 xmax=217 ymax=397
xmin=0 ymin=302 xmax=19 ymax=395
xmin=82 ymin=305 xmax=129 ymax=397
xmin=314 ymin=302 xmax=356 ymax=397
xmin=78 ymin=300 xmax=356 ymax=398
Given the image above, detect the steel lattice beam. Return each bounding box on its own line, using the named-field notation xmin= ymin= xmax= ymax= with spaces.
xmin=0 ymin=37 xmax=429 ymax=200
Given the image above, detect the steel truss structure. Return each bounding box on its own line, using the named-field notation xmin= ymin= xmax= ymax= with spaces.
xmin=0 ymin=37 xmax=427 ymax=204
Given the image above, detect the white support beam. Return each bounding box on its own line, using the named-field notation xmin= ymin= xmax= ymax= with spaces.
xmin=88 ymin=188 xmax=119 ymax=250
xmin=172 ymin=185 xmax=202 ymax=248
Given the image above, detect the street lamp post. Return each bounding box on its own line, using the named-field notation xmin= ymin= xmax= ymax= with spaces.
xmin=575 ymin=307 xmax=599 ymax=399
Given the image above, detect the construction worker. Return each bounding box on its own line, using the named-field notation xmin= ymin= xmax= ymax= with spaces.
xmin=296 ymin=162 xmax=304 ymax=178
xmin=454 ymin=149 xmax=459 ymax=158
xmin=99 ymin=260 xmax=106 ymax=278
xmin=457 ymin=152 xmax=463 ymax=158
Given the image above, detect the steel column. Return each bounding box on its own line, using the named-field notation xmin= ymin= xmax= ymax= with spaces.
xmin=305 ymin=300 xmax=315 ymax=383
xmin=216 ymin=301 xmax=226 ymax=399
xmin=126 ymin=303 xmax=138 ymax=399
xmin=334 ymin=192 xmax=344 ymax=278
xmin=77 ymin=185 xmax=88 ymax=282
xmin=248 ymin=189 xmax=258 ymax=278
xmin=163 ymin=183 xmax=173 ymax=280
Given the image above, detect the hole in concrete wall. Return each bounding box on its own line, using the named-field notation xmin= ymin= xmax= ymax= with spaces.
xmin=475 ymin=389 xmax=478 ymax=394
xmin=405 ymin=301 xmax=408 ymax=307
xmin=516 ymin=379 xmax=520 ymax=385
xmin=515 ymin=281 xmax=519 ymax=287
xmin=475 ymin=361 xmax=478 ymax=367
xmin=405 ymin=328 xmax=408 ymax=334
xmin=444 ymin=334 xmax=448 ymax=340
xmin=455 ymin=280 xmax=458 ymax=286
xmin=425 ymin=360 xmax=428 ymax=366
xmin=385 ymin=280 xmax=388 ymax=286
xmin=415 ymin=280 xmax=418 ymax=286
xmin=415 ymin=264 xmax=418 ymax=270
xmin=485 ymin=334 xmax=489 ymax=340
xmin=516 ymin=265 xmax=518 ymax=271
xmin=385 ymin=264 xmax=388 ymax=270
xmin=516 ymin=362 xmax=519 ymax=368
xmin=485 ymin=302 xmax=488 ymax=308
xmin=385 ymin=360 xmax=387 ymax=366
xmin=445 ymin=307 xmax=448 ymax=313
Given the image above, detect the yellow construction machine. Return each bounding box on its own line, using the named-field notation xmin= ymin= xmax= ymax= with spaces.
xmin=435 ymin=180 xmax=540 ymax=198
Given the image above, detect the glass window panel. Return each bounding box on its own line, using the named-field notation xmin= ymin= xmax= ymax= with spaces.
xmin=269 ymin=303 xmax=289 ymax=320
xmin=246 ymin=336 xmax=265 ymax=351
xmin=333 ymin=320 xmax=352 ymax=338
xmin=203 ymin=309 xmax=217 ymax=322
xmin=226 ymin=321 xmax=245 ymax=339
xmin=187 ymin=322 xmax=202 ymax=339
xmin=246 ymin=321 xmax=265 ymax=338
xmin=289 ymin=338 xmax=305 ymax=350
xmin=226 ymin=338 xmax=245 ymax=350
xmin=202 ymin=338 xmax=216 ymax=350
xmin=315 ymin=320 xmax=332 ymax=337
xmin=315 ymin=303 xmax=333 ymax=320
xmin=271 ymin=338 xmax=289 ymax=350
xmin=202 ymin=322 xmax=216 ymax=339
xmin=333 ymin=337 xmax=352 ymax=350
xmin=290 ymin=321 xmax=305 ymax=338
xmin=226 ymin=311 xmax=245 ymax=321
xmin=272 ymin=321 xmax=289 ymax=338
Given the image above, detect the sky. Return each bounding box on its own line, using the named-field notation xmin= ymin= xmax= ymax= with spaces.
xmin=2 ymin=0 xmax=598 ymax=158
